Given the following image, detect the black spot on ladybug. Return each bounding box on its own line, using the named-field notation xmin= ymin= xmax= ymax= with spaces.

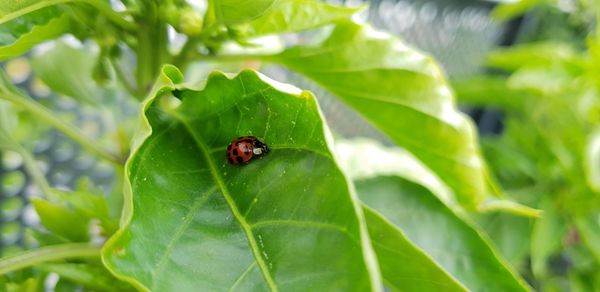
xmin=233 ymin=149 xmax=238 ymax=155
xmin=227 ymin=144 xmax=232 ymax=150
xmin=236 ymin=156 xmax=243 ymax=163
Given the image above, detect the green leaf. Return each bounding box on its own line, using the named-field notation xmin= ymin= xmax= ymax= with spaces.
xmin=0 ymin=0 xmax=135 ymax=31
xmin=575 ymin=213 xmax=600 ymax=263
xmin=475 ymin=212 xmax=533 ymax=266
xmin=0 ymin=8 xmax=71 ymax=61
xmin=486 ymin=42 xmax=578 ymax=72
xmin=490 ymin=0 xmax=550 ymax=21
xmin=452 ymin=76 xmax=525 ymax=109
xmin=52 ymin=188 xmax=119 ymax=235
xmin=276 ymin=21 xmax=489 ymax=208
xmin=0 ymin=6 xmax=61 ymax=43
xmin=362 ymin=206 xmax=467 ymax=291
xmin=530 ymin=199 xmax=567 ymax=279
xmin=586 ymin=128 xmax=600 ymax=192
xmin=2 ymin=278 xmax=40 ymax=292
xmin=38 ymin=263 xmax=135 ymax=292
xmin=356 ymin=176 xmax=530 ymax=292
xmin=32 ymin=198 xmax=90 ymax=242
xmin=102 ymin=67 xmax=381 ymax=291
xmin=31 ymin=42 xmax=102 ymax=105
xmin=207 ymin=0 xmax=359 ymax=37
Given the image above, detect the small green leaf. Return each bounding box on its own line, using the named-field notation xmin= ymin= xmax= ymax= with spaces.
xmin=52 ymin=189 xmax=119 ymax=235
xmin=207 ymin=0 xmax=358 ymax=37
xmin=452 ymin=75 xmax=526 ymax=109
xmin=277 ymin=21 xmax=490 ymax=208
xmin=0 ymin=11 xmax=71 ymax=61
xmin=38 ymin=263 xmax=135 ymax=292
xmin=102 ymin=68 xmax=381 ymax=291
xmin=490 ymin=0 xmax=550 ymax=21
xmin=32 ymin=198 xmax=90 ymax=242
xmin=486 ymin=42 xmax=578 ymax=72
xmin=362 ymin=206 xmax=467 ymax=291
xmin=31 ymin=42 xmax=102 ymax=105
xmin=356 ymin=176 xmax=531 ymax=291
xmin=2 ymin=278 xmax=40 ymax=292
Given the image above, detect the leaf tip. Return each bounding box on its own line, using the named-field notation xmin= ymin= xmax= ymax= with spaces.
xmin=161 ymin=64 xmax=184 ymax=84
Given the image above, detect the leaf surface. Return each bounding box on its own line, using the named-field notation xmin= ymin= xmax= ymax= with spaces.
xmin=276 ymin=21 xmax=489 ymax=208
xmin=102 ymin=67 xmax=381 ymax=291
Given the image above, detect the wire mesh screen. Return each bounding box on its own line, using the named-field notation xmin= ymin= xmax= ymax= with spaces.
xmin=1 ymin=0 xmax=509 ymax=253
xmin=0 ymin=59 xmax=118 ymax=254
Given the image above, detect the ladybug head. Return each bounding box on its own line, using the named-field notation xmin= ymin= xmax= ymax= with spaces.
xmin=251 ymin=139 xmax=269 ymax=156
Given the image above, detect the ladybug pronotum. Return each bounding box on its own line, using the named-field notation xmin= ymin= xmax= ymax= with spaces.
xmin=226 ymin=136 xmax=269 ymax=165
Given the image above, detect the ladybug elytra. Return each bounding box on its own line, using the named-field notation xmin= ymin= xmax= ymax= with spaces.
xmin=227 ymin=136 xmax=269 ymax=165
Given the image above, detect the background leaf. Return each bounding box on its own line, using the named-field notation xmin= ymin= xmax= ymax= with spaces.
xmin=103 ymin=68 xmax=381 ymax=291
xmin=0 ymin=9 xmax=71 ymax=60
xmin=356 ymin=176 xmax=530 ymax=291
xmin=31 ymin=42 xmax=102 ymax=105
xmin=38 ymin=263 xmax=135 ymax=292
xmin=207 ymin=0 xmax=359 ymax=37
xmin=32 ymin=198 xmax=90 ymax=242
xmin=362 ymin=206 xmax=467 ymax=291
xmin=276 ymin=21 xmax=489 ymax=208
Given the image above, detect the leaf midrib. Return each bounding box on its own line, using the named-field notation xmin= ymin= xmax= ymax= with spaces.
xmin=171 ymin=112 xmax=279 ymax=292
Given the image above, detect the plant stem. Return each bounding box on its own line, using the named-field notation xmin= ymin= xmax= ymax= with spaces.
xmin=109 ymin=59 xmax=140 ymax=99
xmin=13 ymin=142 xmax=56 ymax=200
xmin=172 ymin=38 xmax=200 ymax=72
xmin=0 ymin=243 xmax=100 ymax=275
xmin=0 ymin=92 xmax=123 ymax=165
xmin=135 ymin=1 xmax=168 ymax=96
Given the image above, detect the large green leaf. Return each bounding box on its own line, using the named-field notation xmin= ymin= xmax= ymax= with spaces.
xmin=207 ymin=0 xmax=358 ymax=37
xmin=102 ymin=67 xmax=381 ymax=291
xmin=0 ymin=7 xmax=71 ymax=60
xmin=276 ymin=21 xmax=489 ymax=208
xmin=356 ymin=176 xmax=530 ymax=291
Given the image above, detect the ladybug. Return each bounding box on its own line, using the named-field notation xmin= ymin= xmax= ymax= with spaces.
xmin=227 ymin=136 xmax=269 ymax=165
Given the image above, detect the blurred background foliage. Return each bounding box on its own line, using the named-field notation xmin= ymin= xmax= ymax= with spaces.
xmin=454 ymin=0 xmax=600 ymax=290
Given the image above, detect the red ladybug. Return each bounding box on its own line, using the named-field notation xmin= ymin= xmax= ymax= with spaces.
xmin=227 ymin=136 xmax=269 ymax=165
